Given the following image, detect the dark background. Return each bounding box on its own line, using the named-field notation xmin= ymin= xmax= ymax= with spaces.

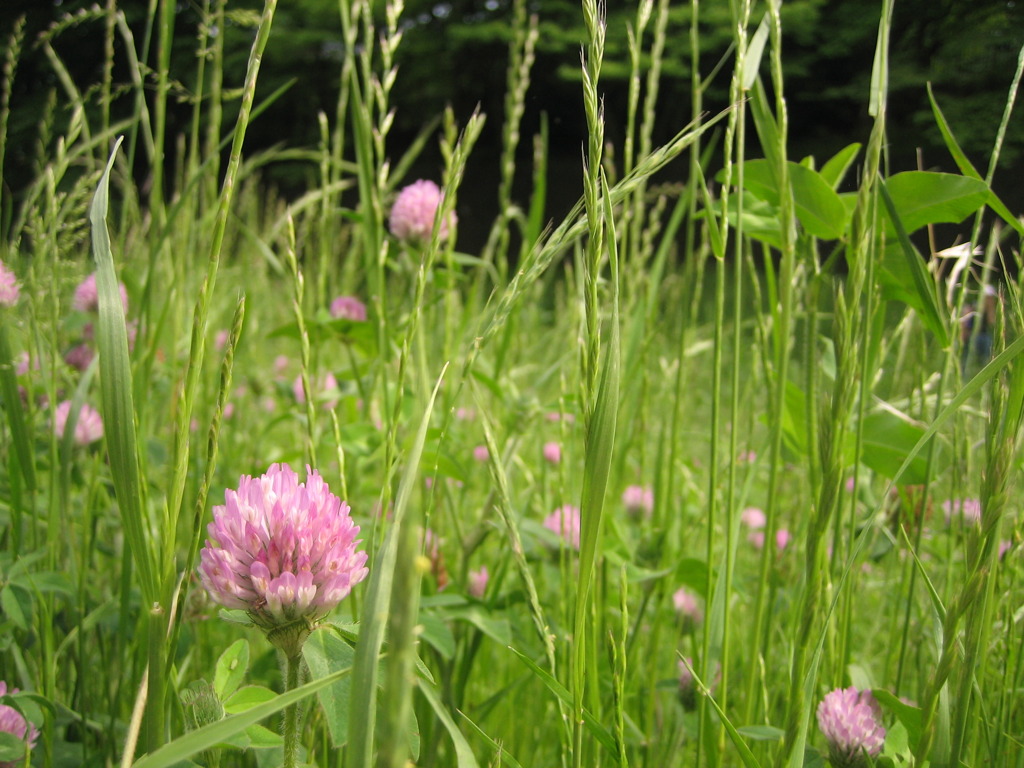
xmin=2 ymin=0 xmax=1022 ymax=254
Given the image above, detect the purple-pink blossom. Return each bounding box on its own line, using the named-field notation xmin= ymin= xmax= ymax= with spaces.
xmin=473 ymin=445 xmax=489 ymax=463
xmin=543 ymin=441 xmax=562 ymax=464
xmin=53 ymin=401 xmax=104 ymax=446
xmin=748 ymin=528 xmax=791 ymax=551
xmin=0 ymin=261 xmax=20 ymax=307
xmin=545 ymin=411 xmax=575 ymax=423
xmin=741 ymin=507 xmax=766 ymax=529
xmin=942 ymin=498 xmax=982 ymax=526
xmin=622 ymin=485 xmax=653 ymax=517
xmin=0 ymin=681 xmax=38 ymax=765
xmin=198 ymin=464 xmax=368 ymax=645
xmin=389 ymin=180 xmax=456 ymax=243
xmin=468 ymin=566 xmax=489 ymax=599
xmin=293 ymin=372 xmax=339 ymax=410
xmin=775 ymin=529 xmax=791 ymax=551
xmin=73 ymin=272 xmax=128 ymax=314
xmin=672 ymin=587 xmax=702 ymax=625
xmin=816 ymin=686 xmax=886 ymax=766
xmin=329 ymin=295 xmax=367 ymax=322
xmin=65 ymin=343 xmax=94 ymax=372
xmin=544 ymin=504 xmax=581 ymax=550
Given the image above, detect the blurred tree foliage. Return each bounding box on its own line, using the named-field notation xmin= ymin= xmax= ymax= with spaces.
xmin=1 ymin=0 xmax=1021 ymax=219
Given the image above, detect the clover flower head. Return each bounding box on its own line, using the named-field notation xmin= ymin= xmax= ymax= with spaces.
xmin=198 ymin=464 xmax=368 ymax=653
xmin=73 ymin=272 xmax=129 ymax=314
xmin=741 ymin=507 xmax=766 ymax=529
xmin=622 ymin=484 xmax=653 ymax=516
xmin=0 ymin=261 xmax=20 ymax=307
xmin=473 ymin=445 xmax=489 ymax=463
xmin=65 ymin=343 xmax=94 ymax=372
xmin=0 ymin=681 xmax=39 ymax=766
xmin=329 ymin=295 xmax=367 ymax=322
xmin=468 ymin=566 xmax=489 ymax=599
xmin=672 ymin=587 xmax=702 ymax=625
xmin=293 ymin=372 xmax=339 ymax=410
xmin=543 ymin=441 xmax=562 ymax=464
xmin=816 ymin=686 xmax=886 ymax=767
xmin=942 ymin=498 xmax=981 ymax=526
xmin=677 ymin=658 xmax=717 ymax=711
xmin=545 ymin=411 xmax=575 ymax=423
xmin=389 ymin=180 xmax=456 ymax=243
xmin=775 ymin=528 xmax=791 ymax=551
xmin=544 ymin=504 xmax=581 ymax=550
xmin=53 ymin=401 xmax=104 ymax=446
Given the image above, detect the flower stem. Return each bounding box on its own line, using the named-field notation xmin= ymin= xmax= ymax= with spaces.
xmin=283 ymin=651 xmax=302 ymax=768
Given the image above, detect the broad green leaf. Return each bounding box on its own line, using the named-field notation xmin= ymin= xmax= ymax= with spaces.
xmin=0 ymin=732 xmax=26 ymax=762
xmin=737 ymin=725 xmax=785 ymax=742
xmin=303 ymin=628 xmax=355 ymax=747
xmin=447 ymin=606 xmax=513 ymax=646
xmin=859 ymin=410 xmax=948 ymax=484
xmin=738 ymin=159 xmax=848 ymax=240
xmin=882 ymin=172 xmax=988 ymax=234
xmin=878 ymin=179 xmax=951 ymax=347
xmin=880 ymin=721 xmax=913 ymax=765
xmin=741 ymin=15 xmax=770 ymax=91
xmin=0 ymin=585 xmax=28 ymax=631
xmin=721 ymin=193 xmax=783 ymax=250
xmin=223 ymin=685 xmax=277 ymax=714
xmin=241 ymin=724 xmax=283 ymax=749
xmin=874 ymin=690 xmax=923 ymax=748
xmin=674 ymin=558 xmax=711 ymax=600
xmin=819 ymin=143 xmax=862 ymax=189
xmin=11 ymin=571 xmax=74 ymax=596
xmin=789 ymin=162 xmax=849 ymax=239
xmin=419 ymin=611 xmax=455 ymax=660
xmin=213 ymin=639 xmax=249 ymax=701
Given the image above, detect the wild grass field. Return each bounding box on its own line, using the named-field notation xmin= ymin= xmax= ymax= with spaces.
xmin=0 ymin=0 xmax=1023 ymax=766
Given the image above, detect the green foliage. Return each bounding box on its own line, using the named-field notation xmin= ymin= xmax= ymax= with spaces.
xmin=1 ymin=0 xmax=1023 ymax=767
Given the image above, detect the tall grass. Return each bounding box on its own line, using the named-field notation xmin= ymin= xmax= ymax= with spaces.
xmin=0 ymin=1 xmax=1022 ymax=767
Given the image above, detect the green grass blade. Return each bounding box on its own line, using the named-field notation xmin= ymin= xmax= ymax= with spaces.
xmin=678 ymin=658 xmax=761 ymax=768
xmin=0 ymin=320 xmax=34 ymax=492
xmin=417 ymin=680 xmax=480 ymax=768
xmin=926 ymin=84 xmax=1024 ymax=237
xmin=89 ymin=136 xmax=157 ymax=603
xmin=507 ymin=647 xmax=620 ymax=758
xmin=887 ymin=332 xmax=1024 ymax=490
xmin=131 ymin=664 xmax=354 ymax=768
xmin=346 ymin=366 xmax=448 ymax=768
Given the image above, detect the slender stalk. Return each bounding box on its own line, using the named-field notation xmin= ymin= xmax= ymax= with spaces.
xmin=283 ymin=652 xmax=303 ymax=768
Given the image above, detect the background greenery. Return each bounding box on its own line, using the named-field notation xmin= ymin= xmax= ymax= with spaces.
xmin=2 ymin=0 xmax=1023 ymax=252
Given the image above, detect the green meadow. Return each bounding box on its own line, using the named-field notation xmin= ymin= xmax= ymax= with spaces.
xmin=0 ymin=0 xmax=1022 ymax=766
